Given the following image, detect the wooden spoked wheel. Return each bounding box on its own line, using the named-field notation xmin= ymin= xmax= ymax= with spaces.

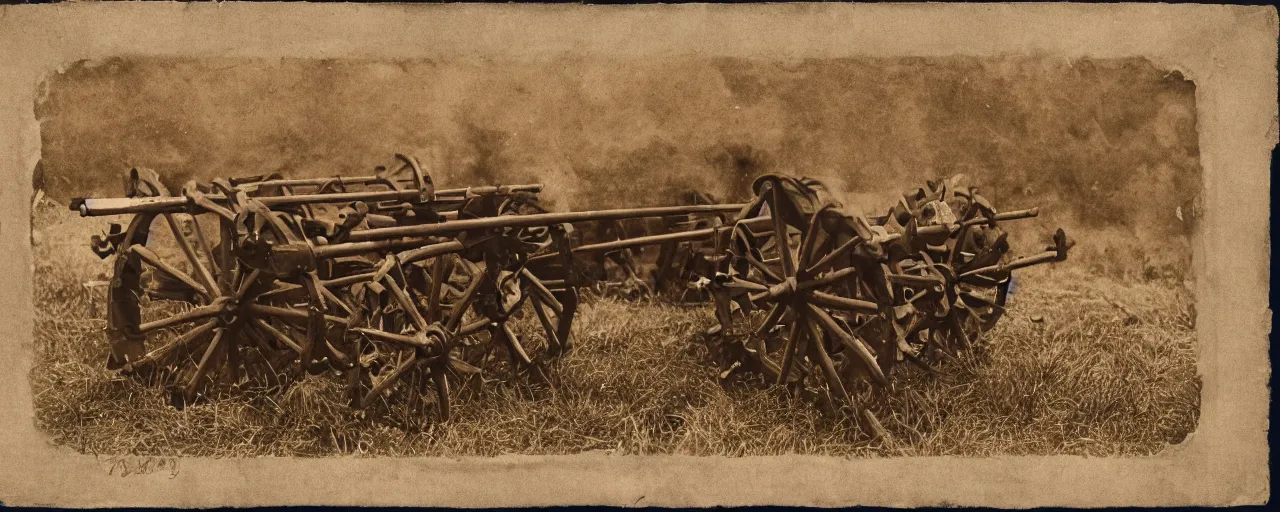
xmin=461 ymin=224 xmax=579 ymax=380
xmin=516 ymin=255 xmax=580 ymax=359
xmin=340 ymin=251 xmax=481 ymax=421
xmin=715 ymin=177 xmax=896 ymax=418
xmin=879 ymin=178 xmax=1014 ymax=367
xmin=893 ymin=257 xmax=1012 ymax=364
xmin=103 ymin=169 xmax=385 ymax=407
xmin=341 ymin=224 xmax=578 ymax=422
xmin=105 ymin=209 xmax=346 ymax=407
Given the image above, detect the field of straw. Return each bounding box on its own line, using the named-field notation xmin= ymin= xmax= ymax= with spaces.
xmin=28 ymin=55 xmax=1202 ymax=457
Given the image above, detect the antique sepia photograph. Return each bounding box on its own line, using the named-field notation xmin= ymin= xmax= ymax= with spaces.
xmin=31 ymin=54 xmax=1202 ymax=458
xmin=1 ymin=2 xmax=1271 ymax=508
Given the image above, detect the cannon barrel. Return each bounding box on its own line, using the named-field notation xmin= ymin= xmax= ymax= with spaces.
xmin=914 ymin=207 xmax=1040 ymax=236
xmin=277 ymin=202 xmax=742 ymax=262
xmin=526 ymin=216 xmax=774 ymax=263
xmin=309 ymin=238 xmax=466 ymax=262
xmin=343 ymin=203 xmax=749 ymax=242
xmin=70 ymin=183 xmax=544 ymax=217
xmin=242 ymin=174 xmax=416 ymax=189
xmin=245 ymin=174 xmax=410 ymax=189
xmin=537 ymin=206 xmax=1037 ymax=263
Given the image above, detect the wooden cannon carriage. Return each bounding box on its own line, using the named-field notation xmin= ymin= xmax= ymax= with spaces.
xmin=71 ymin=153 xmax=1069 ymax=432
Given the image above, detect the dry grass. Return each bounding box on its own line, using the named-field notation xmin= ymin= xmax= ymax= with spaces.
xmin=28 ymin=202 xmax=1199 ymax=458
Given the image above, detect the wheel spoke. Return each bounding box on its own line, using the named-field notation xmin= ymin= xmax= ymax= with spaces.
xmin=378 ymin=273 xmax=424 ymax=331
xmin=244 ymin=304 xmax=347 ymax=325
xmin=321 ymin=339 xmax=351 ymax=367
xmin=496 ymin=323 xmax=533 ymax=366
xmin=768 ymin=186 xmax=797 ymax=278
xmin=554 ymin=289 xmax=579 ymax=351
xmin=446 ymin=271 xmax=485 ymax=332
xmin=243 ymin=324 xmax=283 ymax=356
xmin=948 ymin=312 xmax=972 ymax=349
xmin=458 ymin=318 xmax=490 ymax=337
xmin=316 ymin=285 xmax=353 ymax=316
xmin=743 ymin=253 xmax=783 ymax=283
xmin=725 ymin=277 xmax=768 ymax=292
xmin=431 ymin=368 xmax=451 ymax=421
xmin=360 ymin=352 xmax=418 ymax=407
xmin=804 ymin=315 xmax=849 ymax=401
xmin=350 ymin=327 xmax=433 ymax=350
xmin=808 ymin=304 xmax=889 ymax=386
xmin=775 ymin=316 xmax=807 ymax=385
xmin=233 ymin=269 xmax=263 ymax=299
xmin=448 ymin=356 xmax=483 ymax=375
xmin=242 ymin=328 xmax=285 ymax=387
xmin=531 ymin=293 xmax=563 ymax=353
xmin=425 ymin=255 xmax=454 ymax=324
xmin=138 ymin=304 xmax=222 ymax=334
xmin=809 ymin=291 xmax=880 ymax=315
xmin=128 ymin=319 xmax=219 ymax=369
xmin=130 ymin=245 xmax=211 ymax=301
xmin=797 ymin=266 xmax=860 ymax=291
xmin=796 ymin=210 xmax=826 ymax=270
xmin=183 ymin=327 xmax=227 ymax=400
xmin=753 ymin=303 xmax=786 ymax=338
xmin=520 ymin=269 xmax=563 ymax=315
xmin=248 ymin=318 xmax=305 ymax=354
xmin=259 ymin=272 xmax=378 ymax=301
xmin=164 ymin=213 xmax=221 ymax=297
xmin=189 ymin=214 xmax=220 ymax=276
xmin=959 ymin=290 xmax=1005 ymax=313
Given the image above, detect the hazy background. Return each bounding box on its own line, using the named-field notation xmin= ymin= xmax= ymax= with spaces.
xmin=34 ymin=56 xmax=1201 ymax=281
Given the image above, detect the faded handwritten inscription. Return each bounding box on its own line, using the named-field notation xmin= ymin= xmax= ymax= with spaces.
xmin=97 ymin=456 xmax=180 ymax=478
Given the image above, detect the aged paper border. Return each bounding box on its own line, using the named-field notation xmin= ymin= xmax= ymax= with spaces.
xmin=0 ymin=2 xmax=1272 ymax=507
